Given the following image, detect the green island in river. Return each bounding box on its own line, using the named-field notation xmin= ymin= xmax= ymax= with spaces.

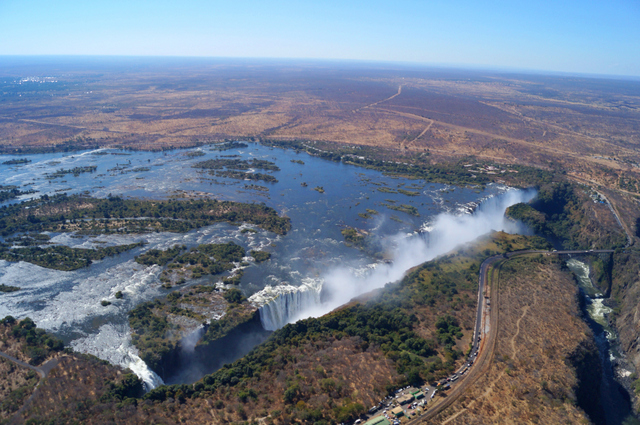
xmin=0 ymin=193 xmax=290 ymax=271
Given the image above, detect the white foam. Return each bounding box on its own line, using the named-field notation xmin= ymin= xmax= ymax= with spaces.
xmin=252 ymin=188 xmax=535 ymax=330
xmin=249 ymin=278 xmax=322 ymax=330
xmin=567 ymin=259 xmax=602 ymax=296
xmin=588 ymin=298 xmax=613 ymax=328
xmin=70 ymin=324 xmax=164 ymax=390
xmin=33 ymin=261 xmax=162 ymax=331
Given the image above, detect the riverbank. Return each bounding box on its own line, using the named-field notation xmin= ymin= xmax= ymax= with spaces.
xmin=568 ymin=257 xmax=636 ymax=423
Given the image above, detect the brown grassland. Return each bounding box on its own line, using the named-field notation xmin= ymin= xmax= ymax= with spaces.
xmin=1 ymin=234 xmax=618 ymax=425
xmin=2 ymin=61 xmax=639 ymax=240
xmin=2 ymin=63 xmax=639 ymax=179
xmin=2 ymin=60 xmax=640 ymax=423
xmin=432 ymin=256 xmax=596 ymax=424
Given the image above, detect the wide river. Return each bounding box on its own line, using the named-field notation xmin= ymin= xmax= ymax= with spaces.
xmin=0 ymin=143 xmax=532 ymax=386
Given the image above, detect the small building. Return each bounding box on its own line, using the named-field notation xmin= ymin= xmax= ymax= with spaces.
xmin=364 ymin=416 xmax=391 ymax=425
xmin=398 ymin=394 xmax=413 ymax=405
xmin=413 ymin=391 xmax=425 ymax=400
xmin=391 ymin=406 xmax=404 ymax=417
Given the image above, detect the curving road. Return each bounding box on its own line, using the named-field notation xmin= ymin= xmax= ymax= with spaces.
xmin=0 ymin=350 xmax=61 ymax=423
xmin=408 ymin=248 xmax=613 ymax=424
xmin=0 ymin=351 xmax=46 ymax=378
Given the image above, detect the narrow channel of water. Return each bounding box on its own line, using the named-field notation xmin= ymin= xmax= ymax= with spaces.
xmin=567 ymin=258 xmax=636 ymax=425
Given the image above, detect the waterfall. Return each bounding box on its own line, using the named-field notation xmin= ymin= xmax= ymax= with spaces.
xmin=250 ymin=188 xmax=536 ymax=332
xmin=249 ymin=278 xmax=322 ymax=330
xmin=70 ymin=323 xmax=165 ymax=391
xmin=126 ymin=352 xmax=165 ymax=391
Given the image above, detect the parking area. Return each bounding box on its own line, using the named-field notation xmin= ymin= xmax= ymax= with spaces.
xmin=357 ymin=384 xmax=442 ymax=424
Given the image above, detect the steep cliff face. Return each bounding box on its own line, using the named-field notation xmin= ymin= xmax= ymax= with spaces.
xmin=432 ymin=256 xmax=598 ymax=424
xmin=586 ymin=253 xmax=614 ymax=296
xmin=612 ymin=252 xmax=640 ymax=410
xmin=155 ymin=310 xmax=271 ymax=384
xmin=193 ymin=312 xmax=270 ymax=376
xmin=568 ymin=338 xmax=606 ymax=424
xmin=505 ymin=182 xmax=627 ymax=250
xmin=612 ymin=253 xmax=640 ymax=366
xmin=248 ymin=279 xmax=322 ymax=331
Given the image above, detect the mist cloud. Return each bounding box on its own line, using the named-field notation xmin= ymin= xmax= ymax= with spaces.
xmin=291 ymin=188 xmax=536 ymax=322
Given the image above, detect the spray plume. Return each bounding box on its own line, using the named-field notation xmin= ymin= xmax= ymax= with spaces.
xmin=257 ymin=188 xmax=536 ymax=328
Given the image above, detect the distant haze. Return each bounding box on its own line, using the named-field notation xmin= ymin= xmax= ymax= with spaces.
xmin=0 ymin=0 xmax=639 ymax=77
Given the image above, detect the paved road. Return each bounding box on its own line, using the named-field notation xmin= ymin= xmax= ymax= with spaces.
xmin=408 ymin=248 xmax=614 ymax=424
xmin=567 ymin=175 xmax=635 ymax=248
xmin=0 ymin=351 xmax=45 ymax=378
xmin=0 ymin=350 xmax=61 ymax=424
xmin=595 ymin=190 xmax=634 ymax=248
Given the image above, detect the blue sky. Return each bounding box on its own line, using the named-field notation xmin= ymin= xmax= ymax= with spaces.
xmin=0 ymin=0 xmax=639 ymax=76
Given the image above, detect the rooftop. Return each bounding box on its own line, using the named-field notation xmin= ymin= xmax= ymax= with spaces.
xmin=364 ymin=416 xmax=391 ymax=425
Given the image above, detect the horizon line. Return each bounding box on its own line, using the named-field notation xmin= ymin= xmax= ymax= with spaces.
xmin=1 ymin=54 xmax=639 ymax=82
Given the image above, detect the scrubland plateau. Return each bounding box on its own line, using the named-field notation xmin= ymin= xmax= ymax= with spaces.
xmin=2 ymin=60 xmax=640 ymax=424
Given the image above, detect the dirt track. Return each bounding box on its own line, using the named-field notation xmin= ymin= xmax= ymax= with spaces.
xmin=355 ymin=85 xmax=403 ymax=111
xmin=0 ymin=350 xmax=61 ymax=424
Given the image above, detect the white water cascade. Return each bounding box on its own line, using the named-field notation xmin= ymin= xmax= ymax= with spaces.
xmin=127 ymin=353 xmax=166 ymax=391
xmin=249 ymin=278 xmax=322 ymax=330
xmin=250 ymin=188 xmax=536 ymax=331
xmin=70 ymin=324 xmax=164 ymax=391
